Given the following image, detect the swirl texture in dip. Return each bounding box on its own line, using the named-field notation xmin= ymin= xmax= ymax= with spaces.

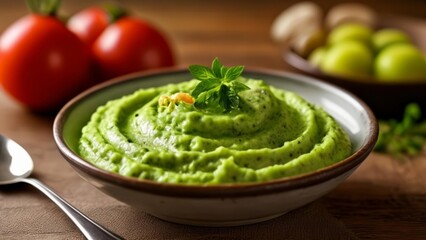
xmin=79 ymin=78 xmax=351 ymax=184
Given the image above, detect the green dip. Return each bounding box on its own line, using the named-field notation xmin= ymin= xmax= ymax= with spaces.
xmin=78 ymin=78 xmax=351 ymax=184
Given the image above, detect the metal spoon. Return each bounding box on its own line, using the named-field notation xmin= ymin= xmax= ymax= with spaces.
xmin=0 ymin=134 xmax=123 ymax=240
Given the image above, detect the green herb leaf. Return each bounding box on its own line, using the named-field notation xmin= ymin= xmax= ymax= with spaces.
xmin=374 ymin=103 xmax=426 ymax=158
xmin=231 ymin=80 xmax=251 ymax=93
xmin=224 ymin=66 xmax=244 ymax=82
xmin=188 ymin=65 xmax=216 ymax=80
xmin=193 ymin=92 xmax=209 ymax=109
xmin=219 ymin=84 xmax=231 ymax=110
xmin=212 ymin=58 xmax=223 ymax=78
xmin=220 ymin=66 xmax=229 ymax=79
xmin=190 ymin=58 xmax=250 ymax=113
xmin=191 ymin=78 xmax=219 ymax=98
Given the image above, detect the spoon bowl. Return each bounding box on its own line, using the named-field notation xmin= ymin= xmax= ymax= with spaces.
xmin=0 ymin=135 xmax=33 ymax=184
xmin=0 ymin=134 xmax=122 ymax=240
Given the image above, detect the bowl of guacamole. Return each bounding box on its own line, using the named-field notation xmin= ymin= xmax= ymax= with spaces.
xmin=53 ymin=60 xmax=378 ymax=226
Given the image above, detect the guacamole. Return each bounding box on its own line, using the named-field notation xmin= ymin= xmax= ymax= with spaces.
xmin=78 ymin=78 xmax=351 ymax=184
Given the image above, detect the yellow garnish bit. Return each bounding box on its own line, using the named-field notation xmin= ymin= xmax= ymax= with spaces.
xmin=171 ymin=92 xmax=194 ymax=105
xmin=159 ymin=92 xmax=194 ymax=110
xmin=158 ymin=95 xmax=171 ymax=107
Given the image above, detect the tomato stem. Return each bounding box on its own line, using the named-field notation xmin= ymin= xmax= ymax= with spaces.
xmin=103 ymin=2 xmax=127 ymax=23
xmin=26 ymin=0 xmax=61 ymax=16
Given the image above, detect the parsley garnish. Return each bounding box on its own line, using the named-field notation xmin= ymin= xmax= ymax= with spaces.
xmin=374 ymin=103 xmax=426 ymax=158
xmin=189 ymin=58 xmax=250 ymax=113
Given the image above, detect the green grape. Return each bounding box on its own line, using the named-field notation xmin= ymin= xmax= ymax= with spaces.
xmin=375 ymin=44 xmax=426 ymax=82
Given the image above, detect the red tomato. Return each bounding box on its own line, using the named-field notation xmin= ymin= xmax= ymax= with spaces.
xmin=67 ymin=7 xmax=109 ymax=47
xmin=0 ymin=15 xmax=91 ymax=112
xmin=92 ymin=17 xmax=175 ymax=81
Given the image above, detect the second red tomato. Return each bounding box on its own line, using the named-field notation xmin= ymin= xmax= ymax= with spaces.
xmin=67 ymin=7 xmax=109 ymax=47
xmin=92 ymin=17 xmax=175 ymax=81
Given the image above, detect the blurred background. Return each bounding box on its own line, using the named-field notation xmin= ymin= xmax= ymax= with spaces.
xmin=1 ymin=0 xmax=425 ymax=69
xmin=0 ymin=0 xmax=425 ymax=118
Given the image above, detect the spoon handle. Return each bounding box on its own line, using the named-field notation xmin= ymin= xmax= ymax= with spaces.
xmin=22 ymin=178 xmax=123 ymax=240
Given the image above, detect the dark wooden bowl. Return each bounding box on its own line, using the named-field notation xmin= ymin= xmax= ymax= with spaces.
xmin=284 ymin=15 xmax=426 ymax=120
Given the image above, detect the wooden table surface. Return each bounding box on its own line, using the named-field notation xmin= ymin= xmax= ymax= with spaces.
xmin=0 ymin=1 xmax=426 ymax=239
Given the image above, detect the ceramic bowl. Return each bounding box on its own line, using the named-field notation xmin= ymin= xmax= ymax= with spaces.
xmin=284 ymin=15 xmax=426 ymax=119
xmin=53 ymin=68 xmax=378 ymax=227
